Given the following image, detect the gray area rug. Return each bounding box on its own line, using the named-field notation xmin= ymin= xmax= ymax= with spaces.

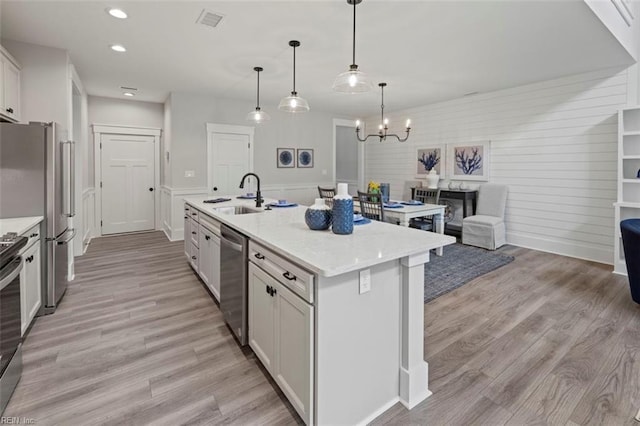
xmin=424 ymin=243 xmax=514 ymax=303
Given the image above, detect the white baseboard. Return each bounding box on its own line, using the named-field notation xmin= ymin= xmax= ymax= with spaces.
xmin=356 ymin=397 xmax=401 ymax=426
xmin=507 ymin=231 xmax=613 ymax=266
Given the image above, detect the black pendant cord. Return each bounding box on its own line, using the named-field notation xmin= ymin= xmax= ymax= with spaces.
xmin=352 ymin=0 xmax=356 ymax=67
xmin=292 ymin=44 xmax=296 ymax=95
xmin=380 ymin=85 xmax=385 ymax=128
xmin=256 ymin=70 xmax=260 ymax=109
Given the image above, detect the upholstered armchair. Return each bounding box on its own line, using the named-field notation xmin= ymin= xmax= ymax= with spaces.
xmin=462 ymin=184 xmax=508 ymax=250
xmin=620 ymin=219 xmax=640 ymax=304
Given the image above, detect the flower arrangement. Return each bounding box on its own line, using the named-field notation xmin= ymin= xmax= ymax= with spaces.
xmin=367 ymin=181 xmax=380 ymax=193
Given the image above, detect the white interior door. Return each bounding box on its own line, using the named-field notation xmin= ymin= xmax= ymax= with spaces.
xmin=207 ymin=124 xmax=254 ymax=195
xmin=101 ymin=134 xmax=155 ymax=235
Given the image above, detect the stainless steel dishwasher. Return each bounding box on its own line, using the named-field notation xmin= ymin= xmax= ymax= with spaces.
xmin=219 ymin=224 xmax=249 ymax=345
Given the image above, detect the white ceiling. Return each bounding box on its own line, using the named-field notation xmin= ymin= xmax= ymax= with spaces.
xmin=0 ymin=0 xmax=634 ymax=117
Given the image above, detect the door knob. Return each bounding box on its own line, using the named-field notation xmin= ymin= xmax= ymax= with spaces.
xmin=149 ymin=187 xmax=154 ymax=192
xmin=213 ymin=187 xmax=218 ymax=191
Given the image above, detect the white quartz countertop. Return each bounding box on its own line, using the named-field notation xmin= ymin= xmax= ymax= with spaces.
xmin=185 ymin=195 xmax=455 ymax=277
xmin=0 ymin=216 xmax=44 ymax=236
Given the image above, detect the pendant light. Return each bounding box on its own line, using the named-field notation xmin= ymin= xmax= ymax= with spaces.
xmin=246 ymin=67 xmax=270 ymax=123
xmin=355 ymin=83 xmax=411 ymax=142
xmin=278 ymin=40 xmax=310 ymax=113
xmin=332 ymin=0 xmax=373 ymax=93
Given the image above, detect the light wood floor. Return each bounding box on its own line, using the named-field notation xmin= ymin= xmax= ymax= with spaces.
xmin=5 ymin=232 xmax=639 ymax=425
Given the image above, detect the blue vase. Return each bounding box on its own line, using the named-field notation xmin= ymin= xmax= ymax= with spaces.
xmin=305 ymin=199 xmax=332 ymax=230
xmin=332 ymin=198 xmax=354 ymax=235
xmin=380 ymin=183 xmax=390 ymax=204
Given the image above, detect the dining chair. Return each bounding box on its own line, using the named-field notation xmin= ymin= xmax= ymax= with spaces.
xmin=318 ymin=186 xmax=335 ymax=199
xmin=357 ymin=191 xmax=385 ymax=222
xmin=318 ymin=186 xmax=335 ymax=208
xmin=410 ymin=188 xmax=441 ymax=230
xmin=462 ymin=184 xmax=508 ymax=250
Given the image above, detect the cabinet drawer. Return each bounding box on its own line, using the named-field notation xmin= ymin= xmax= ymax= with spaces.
xmin=249 ymin=242 xmax=314 ymax=304
xmin=189 ymin=241 xmax=199 ymax=272
xmin=199 ymin=213 xmax=221 ymax=237
xmin=20 ymin=224 xmax=41 ymax=252
xmin=189 ymin=218 xmax=199 ymax=247
xmin=188 ymin=208 xmax=199 ymax=222
xmin=184 ymin=204 xmax=191 ymax=215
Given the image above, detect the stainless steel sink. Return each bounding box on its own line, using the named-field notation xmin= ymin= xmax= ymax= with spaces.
xmin=214 ymin=206 xmax=263 ymax=215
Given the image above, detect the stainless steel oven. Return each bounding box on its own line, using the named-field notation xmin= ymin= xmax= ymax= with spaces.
xmin=0 ymin=235 xmax=26 ymax=415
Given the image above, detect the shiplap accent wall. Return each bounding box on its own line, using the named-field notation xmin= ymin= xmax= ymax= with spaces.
xmin=365 ymin=67 xmax=630 ymax=264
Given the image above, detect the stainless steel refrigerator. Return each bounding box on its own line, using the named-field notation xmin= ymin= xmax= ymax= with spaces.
xmin=0 ymin=121 xmax=75 ymax=314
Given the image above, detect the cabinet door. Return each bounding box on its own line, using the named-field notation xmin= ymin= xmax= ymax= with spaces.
xmin=274 ymin=281 xmax=314 ymax=425
xmin=3 ymin=60 xmax=20 ymax=121
xmin=248 ymin=263 xmax=276 ymax=372
xmin=20 ymin=242 xmax=42 ymax=336
xmin=198 ymin=227 xmax=212 ymax=288
xmin=184 ymin=214 xmax=190 ymax=259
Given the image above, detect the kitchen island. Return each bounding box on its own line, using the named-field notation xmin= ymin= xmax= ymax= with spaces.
xmin=184 ymin=196 xmax=455 ymax=425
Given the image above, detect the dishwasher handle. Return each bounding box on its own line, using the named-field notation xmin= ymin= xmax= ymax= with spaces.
xmin=220 ymin=235 xmax=243 ymax=252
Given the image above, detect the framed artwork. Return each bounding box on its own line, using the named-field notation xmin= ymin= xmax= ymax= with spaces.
xmin=297 ymin=148 xmax=314 ymax=168
xmin=447 ymin=141 xmax=490 ymax=181
xmin=277 ymin=148 xmax=295 ymax=168
xmin=416 ymin=146 xmax=444 ymax=177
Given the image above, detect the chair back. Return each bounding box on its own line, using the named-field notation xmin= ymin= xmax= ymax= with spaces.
xmin=414 ymin=188 xmax=440 ymax=205
xmin=318 ymin=186 xmax=335 ymax=199
xmin=476 ymin=184 xmax=508 ymax=218
xmin=357 ymin=191 xmax=385 ymax=221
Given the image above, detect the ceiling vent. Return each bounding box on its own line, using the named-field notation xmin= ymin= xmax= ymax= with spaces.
xmin=197 ymin=9 xmax=224 ymax=29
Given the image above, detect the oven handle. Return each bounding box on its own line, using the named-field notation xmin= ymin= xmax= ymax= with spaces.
xmin=0 ymin=258 xmax=23 ymax=291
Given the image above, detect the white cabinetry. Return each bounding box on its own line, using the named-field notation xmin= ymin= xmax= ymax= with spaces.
xmin=19 ymin=223 xmax=42 ymax=336
xmin=0 ymin=46 xmax=21 ymax=123
xmin=184 ymin=203 xmax=221 ymax=301
xmin=198 ymin=225 xmax=220 ymax=300
xmin=614 ymin=107 xmax=640 ymax=275
xmin=248 ymin=243 xmax=314 ymax=425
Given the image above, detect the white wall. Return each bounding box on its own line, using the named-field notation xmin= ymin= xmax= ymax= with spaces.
xmin=585 ymin=0 xmax=638 ymax=61
xmin=168 ymin=92 xmax=342 ymax=189
xmin=163 ymin=94 xmax=172 ymax=187
xmin=364 ymin=66 xmax=631 ymax=265
xmin=88 ymin=95 xmax=164 ymax=129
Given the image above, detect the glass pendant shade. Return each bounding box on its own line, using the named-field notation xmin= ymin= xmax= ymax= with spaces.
xmin=279 ymin=40 xmax=310 ymax=113
xmin=247 ymin=66 xmax=270 ymax=123
xmin=278 ymin=92 xmax=310 ymax=113
xmin=333 ymin=66 xmax=373 ymax=93
xmin=246 ymin=108 xmax=271 ymax=123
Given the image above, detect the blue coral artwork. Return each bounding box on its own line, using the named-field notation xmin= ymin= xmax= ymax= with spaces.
xmin=297 ymin=149 xmax=314 ymax=168
xmin=416 ymin=147 xmax=443 ymax=177
xmin=447 ymin=141 xmax=490 ymax=181
xmin=277 ymin=148 xmax=295 ymax=168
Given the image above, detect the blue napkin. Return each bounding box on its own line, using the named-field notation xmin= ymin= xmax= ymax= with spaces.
xmin=354 ymin=218 xmax=371 ymax=225
xmin=383 ymin=203 xmax=403 ymax=208
xmin=401 ymin=200 xmax=424 ymax=206
xmin=267 ymin=202 xmax=298 ymax=208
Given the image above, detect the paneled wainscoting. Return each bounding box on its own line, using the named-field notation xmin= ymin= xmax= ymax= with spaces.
xmin=81 ymin=187 xmax=96 ymax=253
xmin=160 ymin=183 xmax=334 ymax=241
xmin=364 ymin=66 xmax=632 ymax=264
xmin=5 ymin=233 xmax=638 ymax=424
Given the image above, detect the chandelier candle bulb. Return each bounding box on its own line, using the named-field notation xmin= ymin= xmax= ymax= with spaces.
xmin=406 ymin=119 xmax=411 ymax=128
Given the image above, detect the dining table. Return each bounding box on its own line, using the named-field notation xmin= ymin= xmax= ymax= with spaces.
xmin=380 ymin=202 xmax=446 ymax=256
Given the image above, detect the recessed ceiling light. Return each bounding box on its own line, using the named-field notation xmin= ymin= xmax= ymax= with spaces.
xmin=110 ymin=44 xmax=126 ymax=53
xmin=123 ymin=92 xmax=135 ymax=97
xmin=107 ymin=8 xmax=128 ymax=19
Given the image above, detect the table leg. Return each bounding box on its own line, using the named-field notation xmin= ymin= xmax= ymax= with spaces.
xmin=462 ymin=197 xmax=468 ymax=218
xmin=399 ymin=218 xmax=410 ymax=227
xmin=434 ymin=213 xmax=444 ymax=256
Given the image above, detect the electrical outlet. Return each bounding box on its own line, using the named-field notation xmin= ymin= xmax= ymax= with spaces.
xmin=184 ymin=170 xmax=195 ymax=178
xmin=359 ymin=269 xmax=371 ymax=294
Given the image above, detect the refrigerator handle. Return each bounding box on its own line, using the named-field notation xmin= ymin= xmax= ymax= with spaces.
xmin=69 ymin=141 xmax=76 ymax=217
xmin=62 ymin=141 xmax=76 ymax=217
